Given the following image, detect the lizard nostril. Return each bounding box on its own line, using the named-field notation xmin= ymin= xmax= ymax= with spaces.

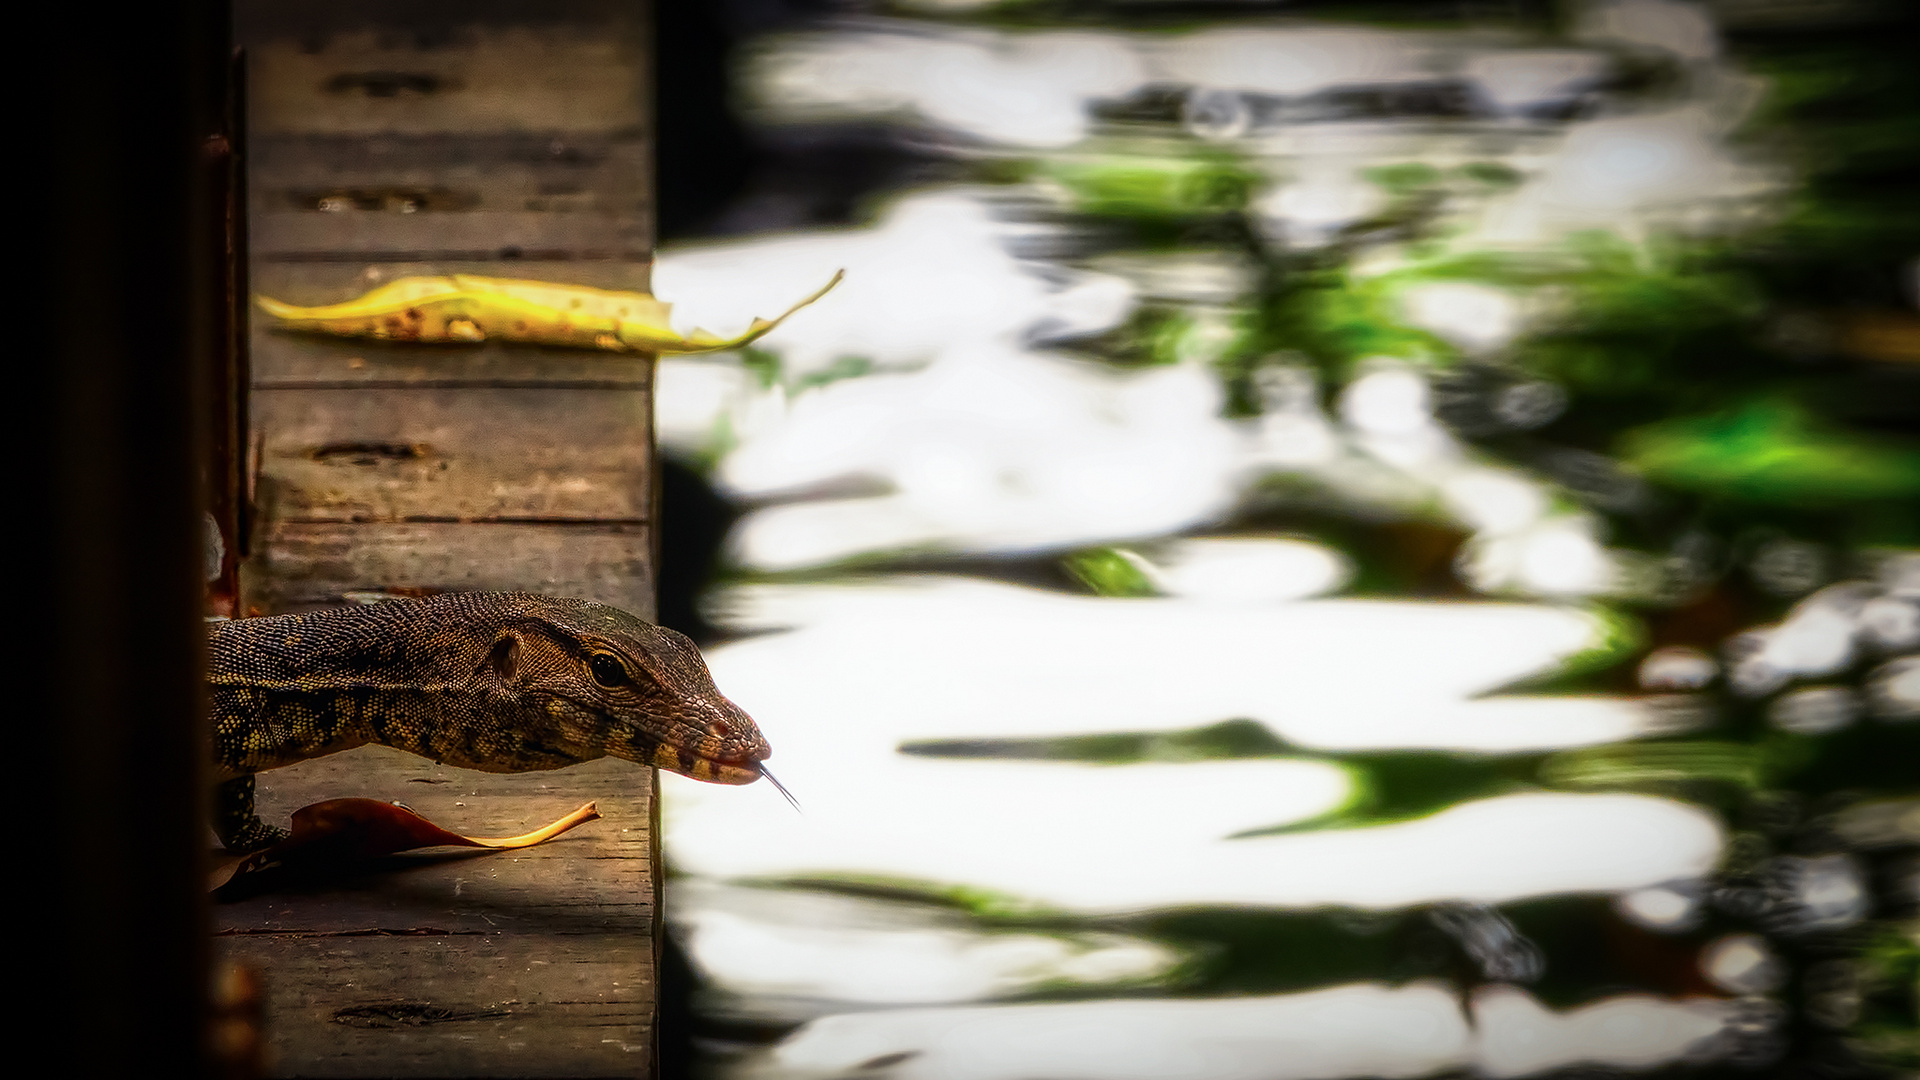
xmin=707 ymin=720 xmax=732 ymax=738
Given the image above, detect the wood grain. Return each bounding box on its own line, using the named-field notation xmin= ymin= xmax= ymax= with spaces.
xmin=250 ymin=134 xmax=650 ymax=218
xmin=255 ymin=210 xmax=652 ymax=259
xmin=249 ymin=27 xmax=646 ymax=137
xmin=253 ymin=386 xmax=651 ymax=522
xmin=249 ymin=134 xmax=651 ymax=256
xmin=215 ymin=935 xmax=656 ymax=1078
xmin=215 ymin=748 xmax=657 ymax=1079
xmin=241 ymin=521 xmax=655 ymax=618
xmin=234 ymin=1 xmax=662 ymax=1071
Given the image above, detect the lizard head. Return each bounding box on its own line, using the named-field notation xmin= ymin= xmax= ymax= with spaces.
xmin=477 ymin=595 xmax=770 ymax=784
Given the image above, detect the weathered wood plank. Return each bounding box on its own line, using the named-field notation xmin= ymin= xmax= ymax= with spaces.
xmin=218 ymin=747 xmax=656 ymax=935
xmin=253 ymin=387 xmax=650 ymax=522
xmin=250 ymin=135 xmax=650 ymax=258
xmin=213 ymin=748 xmax=659 ymax=1077
xmin=256 ymin=210 xmax=651 ymax=259
xmin=234 ymin=3 xmax=661 ymax=1073
xmin=213 ymin=640 xmax=662 ymax=1080
xmin=234 ymin=0 xmax=635 ymax=41
xmin=252 ymin=134 xmax=650 ymax=215
xmin=254 ymin=259 xmax=654 ymax=304
xmin=251 ymin=261 xmax=656 ymax=386
xmin=214 ymin=934 xmax=654 ymax=1078
xmin=241 ymin=521 xmax=654 ymax=617
xmin=249 ymin=27 xmax=647 ymax=137
xmin=253 ymin=332 xmax=654 ymax=388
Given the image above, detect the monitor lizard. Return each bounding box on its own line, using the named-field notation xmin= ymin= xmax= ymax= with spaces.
xmin=207 ymin=592 xmax=771 ymax=852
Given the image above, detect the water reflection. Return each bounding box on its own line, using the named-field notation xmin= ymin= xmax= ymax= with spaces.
xmin=737 ymin=982 xmax=1735 ymax=1080
xmin=676 ymin=879 xmax=1185 ymax=1017
xmin=654 ymin=0 xmax=1918 ymax=1075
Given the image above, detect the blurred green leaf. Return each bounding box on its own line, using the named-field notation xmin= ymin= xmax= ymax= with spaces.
xmin=1621 ymin=399 xmax=1920 ymax=504
xmin=1236 ymin=753 xmax=1533 ymax=836
xmin=1260 ymin=268 xmax=1448 ymax=379
xmin=1363 ymin=162 xmax=1441 ymax=194
xmin=791 ymin=354 xmax=874 ymax=393
xmin=1539 ymin=740 xmax=1768 ymax=793
xmin=1454 ymin=161 xmax=1523 ymax=188
xmin=1045 ymin=145 xmax=1255 ymax=219
xmin=1491 ymin=606 xmax=1645 ymax=694
xmin=1063 ymin=547 xmax=1158 ymax=597
xmin=901 ymin=718 xmax=1292 ymax=766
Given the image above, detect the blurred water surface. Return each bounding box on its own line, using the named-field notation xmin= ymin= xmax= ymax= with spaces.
xmin=652 ymin=2 xmax=1919 ymax=1076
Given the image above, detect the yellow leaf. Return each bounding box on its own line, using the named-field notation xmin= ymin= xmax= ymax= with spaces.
xmin=256 ymin=270 xmax=843 ymax=354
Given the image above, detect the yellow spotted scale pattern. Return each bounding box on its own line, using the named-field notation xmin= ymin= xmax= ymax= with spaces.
xmin=207 ymin=593 xmax=769 ymax=852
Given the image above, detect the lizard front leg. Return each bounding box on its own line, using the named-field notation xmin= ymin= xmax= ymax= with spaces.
xmin=214 ymin=774 xmax=289 ymax=853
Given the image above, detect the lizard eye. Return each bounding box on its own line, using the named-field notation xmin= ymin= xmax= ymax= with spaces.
xmin=587 ymin=653 xmax=630 ymax=689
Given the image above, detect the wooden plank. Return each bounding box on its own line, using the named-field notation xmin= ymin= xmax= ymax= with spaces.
xmin=253 ymin=259 xmax=654 ymax=302
xmin=234 ymin=3 xmax=661 ymax=1072
xmin=249 ymin=27 xmax=646 ymax=137
xmin=215 ymin=747 xmax=656 ymax=1079
xmin=215 ymin=934 xmax=654 ymax=1078
xmin=252 ymin=134 xmax=650 ymax=215
xmin=253 ymin=332 xmax=653 ymax=389
xmin=250 ymin=135 xmax=649 ymax=259
xmin=256 ymin=209 xmax=650 ymax=258
xmin=252 ymin=261 xmax=654 ymax=387
xmin=240 ymin=521 xmax=654 ymax=617
xmin=234 ymin=0 xmax=635 ymax=41
xmin=218 ymin=747 xmax=655 ymax=933
xmin=253 ymin=386 xmax=650 ymax=523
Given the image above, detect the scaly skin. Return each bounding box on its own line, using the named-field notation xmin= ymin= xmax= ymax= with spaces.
xmin=207 ymin=592 xmax=769 ymax=852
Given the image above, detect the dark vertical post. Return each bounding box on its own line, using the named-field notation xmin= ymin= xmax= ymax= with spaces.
xmin=208 ymin=46 xmax=252 ymax=619
xmin=22 ymin=4 xmax=228 ymax=1075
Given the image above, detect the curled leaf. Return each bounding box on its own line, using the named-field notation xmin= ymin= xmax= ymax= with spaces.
xmin=256 ymin=270 xmax=842 ymax=354
xmin=212 ymin=798 xmax=600 ymax=898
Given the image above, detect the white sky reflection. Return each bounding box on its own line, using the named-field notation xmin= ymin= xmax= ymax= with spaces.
xmin=655 ymin=205 xmax=1644 ymax=587
xmin=664 ymin=577 xmax=1719 ymax=911
xmin=744 ymin=21 xmax=1648 ymax=147
xmin=740 ymin=982 xmax=1731 ymax=1080
xmin=698 ymin=577 xmax=1643 ymax=747
xmin=1136 ymin=537 xmax=1352 ymax=603
xmin=649 ymin=6 xmax=1794 ymax=1074
xmin=714 ymin=343 xmax=1237 ymax=564
xmin=673 ymin=880 xmax=1185 ymax=1011
xmin=652 ymin=191 xmax=1136 ymax=379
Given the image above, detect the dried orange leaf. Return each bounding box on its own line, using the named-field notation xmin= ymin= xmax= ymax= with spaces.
xmin=256 ymin=270 xmax=842 ymax=354
xmin=461 ymin=802 xmax=604 ymax=848
xmin=213 ymin=798 xmax=601 ymax=897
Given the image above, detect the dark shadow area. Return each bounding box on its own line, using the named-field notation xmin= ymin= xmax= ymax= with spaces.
xmin=656 ymin=455 xmax=741 ymax=645
xmin=22 ymin=3 xmax=231 ymax=1073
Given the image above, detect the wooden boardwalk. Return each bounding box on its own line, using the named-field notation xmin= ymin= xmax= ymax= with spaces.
xmin=220 ymin=3 xmax=661 ymax=1075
